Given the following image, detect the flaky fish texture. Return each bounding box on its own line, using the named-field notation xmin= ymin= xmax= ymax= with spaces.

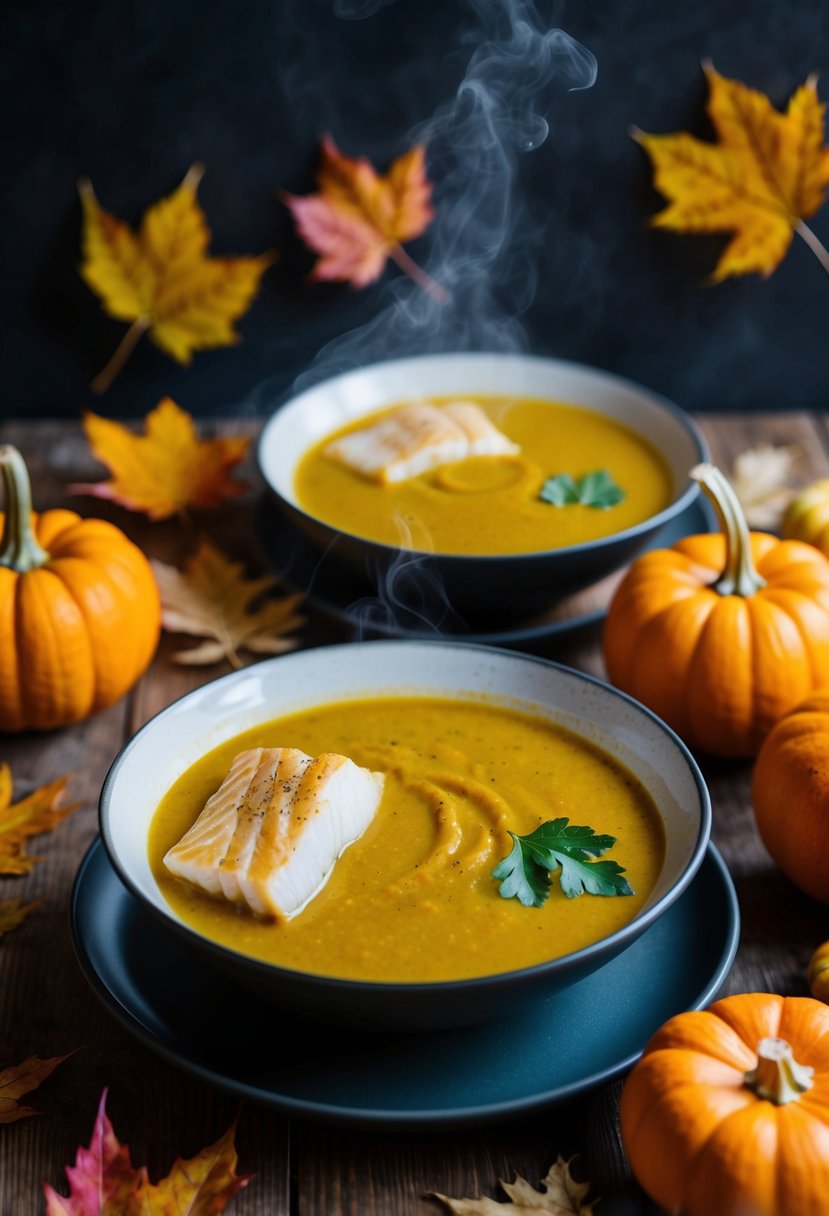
xmin=164 ymin=747 xmax=384 ymax=919
xmin=325 ymin=400 xmax=519 ymax=484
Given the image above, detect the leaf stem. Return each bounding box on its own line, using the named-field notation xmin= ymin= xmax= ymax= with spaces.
xmin=91 ymin=316 xmax=150 ymax=395
xmin=795 ymin=221 xmax=829 ymax=277
xmin=388 ymin=245 xmax=450 ymax=303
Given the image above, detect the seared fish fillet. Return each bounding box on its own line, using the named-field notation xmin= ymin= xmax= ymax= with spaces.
xmin=325 ymin=400 xmax=519 ymax=484
xmin=163 ymin=747 xmax=384 ymax=919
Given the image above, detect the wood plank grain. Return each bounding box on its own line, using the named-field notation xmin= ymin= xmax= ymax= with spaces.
xmin=2 ymin=414 xmax=828 ymax=1216
xmin=0 ymin=421 xmax=290 ymax=1215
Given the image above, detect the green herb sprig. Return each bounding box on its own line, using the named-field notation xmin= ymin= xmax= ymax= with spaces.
xmin=539 ymin=469 xmax=626 ymax=509
xmin=492 ymin=818 xmax=634 ymax=907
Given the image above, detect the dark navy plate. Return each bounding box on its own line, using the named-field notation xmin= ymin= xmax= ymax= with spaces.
xmin=257 ymin=498 xmax=714 ymax=650
xmin=71 ymin=840 xmax=738 ymax=1129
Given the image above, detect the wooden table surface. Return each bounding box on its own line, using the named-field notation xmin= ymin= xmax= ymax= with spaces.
xmin=1 ymin=413 xmax=828 ymax=1216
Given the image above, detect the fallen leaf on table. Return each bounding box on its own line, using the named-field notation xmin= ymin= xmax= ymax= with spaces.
xmin=44 ymin=1089 xmax=251 ymax=1214
xmin=432 ymin=1158 xmax=597 ymax=1216
xmin=151 ymin=538 xmax=304 ymax=668
xmin=634 ymin=64 xmax=829 ymax=280
xmin=70 ymin=398 xmax=248 ymax=520
xmin=0 ymin=764 xmax=77 ymax=876
xmin=79 ymin=165 xmax=274 ymax=392
xmin=731 ymin=443 xmax=801 ymax=529
xmin=0 ymin=1054 xmax=69 ymax=1124
xmin=284 ymin=135 xmax=446 ymax=299
xmin=0 ymin=898 xmax=40 ymax=938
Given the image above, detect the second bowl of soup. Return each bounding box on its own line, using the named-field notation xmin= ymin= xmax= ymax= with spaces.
xmin=258 ymin=354 xmax=707 ymax=621
xmin=100 ymin=642 xmax=711 ymax=1030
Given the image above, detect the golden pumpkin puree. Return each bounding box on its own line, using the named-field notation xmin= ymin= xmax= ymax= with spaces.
xmin=293 ymin=397 xmax=673 ymax=555
xmin=149 ymin=697 xmax=665 ymax=983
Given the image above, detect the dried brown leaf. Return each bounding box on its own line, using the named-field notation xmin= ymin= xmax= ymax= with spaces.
xmin=0 ymin=1054 xmax=69 ymax=1124
xmin=432 ymin=1158 xmax=597 ymax=1216
xmin=731 ymin=443 xmax=801 ymax=529
xmin=0 ymin=897 xmax=40 ymax=938
xmin=151 ymin=538 xmax=304 ymax=668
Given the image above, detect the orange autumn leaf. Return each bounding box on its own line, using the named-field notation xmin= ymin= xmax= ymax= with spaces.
xmin=0 ymin=897 xmax=40 ymax=938
xmin=79 ymin=165 xmax=274 ymax=392
xmin=635 ymin=63 xmax=829 ymax=280
xmin=0 ymin=1054 xmax=69 ymax=1124
xmin=0 ymin=764 xmax=77 ymax=876
xmin=71 ymin=398 xmax=249 ymax=520
xmin=44 ymin=1090 xmax=251 ymax=1214
xmin=284 ymin=136 xmax=446 ymax=298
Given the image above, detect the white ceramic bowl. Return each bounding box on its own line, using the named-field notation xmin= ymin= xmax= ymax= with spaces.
xmin=99 ymin=642 xmax=711 ymax=1031
xmin=257 ymin=354 xmax=707 ymax=622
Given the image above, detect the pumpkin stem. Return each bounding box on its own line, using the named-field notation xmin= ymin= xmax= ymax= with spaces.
xmin=744 ymin=1036 xmax=815 ymax=1105
xmin=690 ymin=463 xmax=766 ymax=597
xmin=0 ymin=446 xmax=50 ymax=572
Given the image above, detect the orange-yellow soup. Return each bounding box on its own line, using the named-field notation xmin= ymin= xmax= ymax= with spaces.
xmin=294 ymin=397 xmax=673 ymax=555
xmin=149 ymin=697 xmax=665 ymax=983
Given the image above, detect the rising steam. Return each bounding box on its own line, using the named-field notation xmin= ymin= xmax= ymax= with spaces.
xmin=294 ymin=0 xmax=597 ymax=391
xmin=280 ymin=1 xmax=597 ymax=636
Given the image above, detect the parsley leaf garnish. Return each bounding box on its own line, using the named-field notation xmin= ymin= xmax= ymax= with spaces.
xmin=491 ymin=818 xmax=634 ymax=907
xmin=539 ymin=469 xmax=626 ymax=509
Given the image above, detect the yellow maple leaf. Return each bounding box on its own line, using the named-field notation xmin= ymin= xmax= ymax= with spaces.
xmin=0 ymin=764 xmax=77 ymax=876
xmin=70 ymin=397 xmax=249 ymax=520
xmin=151 ymin=538 xmax=304 ymax=668
xmin=635 ymin=63 xmax=829 ymax=280
xmin=137 ymin=1123 xmax=249 ymax=1213
xmin=433 ymin=1158 xmax=597 ymax=1216
xmin=79 ymin=166 xmax=275 ymax=392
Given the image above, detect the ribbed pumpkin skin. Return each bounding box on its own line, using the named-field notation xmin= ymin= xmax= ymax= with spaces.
xmin=0 ymin=508 xmax=160 ymax=732
xmin=620 ymin=993 xmax=829 ymax=1216
xmin=603 ymin=533 xmax=829 ymax=756
xmin=783 ymin=479 xmax=829 ymax=554
xmin=752 ymin=690 xmax=829 ymax=903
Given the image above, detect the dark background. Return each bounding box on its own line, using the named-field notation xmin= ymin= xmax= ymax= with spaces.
xmin=5 ymin=0 xmax=829 ymax=420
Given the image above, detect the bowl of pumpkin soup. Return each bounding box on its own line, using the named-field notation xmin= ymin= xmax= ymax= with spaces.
xmin=99 ymin=642 xmax=711 ymax=1031
xmin=258 ymin=354 xmax=707 ymax=622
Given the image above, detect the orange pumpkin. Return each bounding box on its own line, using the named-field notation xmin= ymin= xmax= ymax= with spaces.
xmin=809 ymin=942 xmax=829 ymax=1003
xmin=604 ymin=463 xmax=829 ymax=756
xmin=621 ymin=992 xmax=829 ymax=1216
xmin=0 ymin=444 xmax=160 ymax=732
xmin=752 ymin=689 xmax=829 ymax=903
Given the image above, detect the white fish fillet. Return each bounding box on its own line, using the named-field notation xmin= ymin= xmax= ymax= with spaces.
xmin=163 ymin=747 xmax=384 ymax=920
xmin=325 ymin=400 xmax=519 ymax=484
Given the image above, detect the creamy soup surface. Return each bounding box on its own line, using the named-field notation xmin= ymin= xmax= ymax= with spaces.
xmin=149 ymin=697 xmax=666 ymax=983
xmin=293 ymin=396 xmax=673 ymax=555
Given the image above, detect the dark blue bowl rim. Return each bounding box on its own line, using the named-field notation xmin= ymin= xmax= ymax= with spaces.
xmin=98 ymin=640 xmax=713 ymax=1000
xmin=70 ymin=839 xmax=738 ymax=1126
xmin=255 ymin=352 xmax=709 ymax=565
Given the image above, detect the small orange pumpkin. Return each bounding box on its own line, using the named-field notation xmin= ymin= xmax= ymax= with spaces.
xmin=621 ymin=992 xmax=829 ymax=1216
xmin=809 ymin=942 xmax=829 ymax=1003
xmin=753 ymin=689 xmax=829 ymax=903
xmin=604 ymin=463 xmax=829 ymax=756
xmin=782 ymin=478 xmax=829 ymax=554
xmin=0 ymin=444 xmax=160 ymax=732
